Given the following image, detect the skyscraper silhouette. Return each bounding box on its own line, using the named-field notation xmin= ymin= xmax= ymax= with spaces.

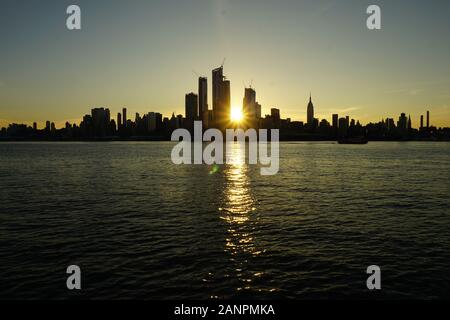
xmin=117 ymin=113 xmax=122 ymax=130
xmin=212 ymin=66 xmax=230 ymax=130
xmin=198 ymin=77 xmax=208 ymax=122
xmin=307 ymin=94 xmax=315 ymax=126
xmin=123 ymin=108 xmax=127 ymax=129
xmin=91 ymin=107 xmax=111 ymax=136
xmin=398 ymin=113 xmax=408 ymax=132
xmin=221 ymin=79 xmax=231 ymax=124
xmin=332 ymin=114 xmax=339 ymax=136
xmin=243 ymin=87 xmax=256 ymax=128
xmin=185 ymin=92 xmax=198 ymax=121
xmin=212 ymin=66 xmax=223 ymax=118
xmin=332 ymin=114 xmax=338 ymax=129
xmin=255 ymin=102 xmax=261 ymax=120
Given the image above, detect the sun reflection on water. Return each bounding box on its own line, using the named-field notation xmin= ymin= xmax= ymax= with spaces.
xmin=219 ymin=142 xmax=267 ymax=293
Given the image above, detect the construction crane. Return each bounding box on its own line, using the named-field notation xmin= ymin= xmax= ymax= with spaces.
xmin=243 ymin=79 xmax=254 ymax=89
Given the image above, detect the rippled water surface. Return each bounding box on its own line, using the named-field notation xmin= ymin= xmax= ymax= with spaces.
xmin=0 ymin=141 xmax=449 ymax=299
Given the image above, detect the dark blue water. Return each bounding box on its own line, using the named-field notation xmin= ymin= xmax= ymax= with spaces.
xmin=0 ymin=141 xmax=449 ymax=299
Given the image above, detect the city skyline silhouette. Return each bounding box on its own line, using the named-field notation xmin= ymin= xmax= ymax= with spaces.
xmin=1 ymin=63 xmax=448 ymax=141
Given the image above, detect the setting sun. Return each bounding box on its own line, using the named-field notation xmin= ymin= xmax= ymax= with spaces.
xmin=230 ymin=107 xmax=243 ymax=122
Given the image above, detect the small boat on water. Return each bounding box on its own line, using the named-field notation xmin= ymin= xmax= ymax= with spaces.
xmin=338 ymin=136 xmax=368 ymax=144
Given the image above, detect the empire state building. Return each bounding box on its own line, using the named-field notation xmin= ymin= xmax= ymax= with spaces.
xmin=307 ymin=94 xmax=315 ymax=126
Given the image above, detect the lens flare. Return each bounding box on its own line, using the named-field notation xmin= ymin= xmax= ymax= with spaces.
xmin=230 ymin=107 xmax=243 ymax=122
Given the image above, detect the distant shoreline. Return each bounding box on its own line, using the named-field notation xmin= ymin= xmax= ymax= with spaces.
xmin=1 ymin=137 xmax=449 ymax=142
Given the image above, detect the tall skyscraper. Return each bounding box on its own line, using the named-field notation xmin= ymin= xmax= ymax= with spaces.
xmin=185 ymin=92 xmax=198 ymax=120
xmin=386 ymin=118 xmax=395 ymax=131
xmin=198 ymin=77 xmax=208 ymax=122
xmin=212 ymin=66 xmax=223 ymax=116
xmin=427 ymin=110 xmax=430 ymax=128
xmin=271 ymin=108 xmax=280 ymax=120
xmin=420 ymin=115 xmax=424 ymax=129
xmin=117 ymin=112 xmax=122 ymax=129
xmin=398 ymin=113 xmax=408 ymax=131
xmin=332 ymin=114 xmax=339 ymax=129
xmin=255 ymin=102 xmax=262 ymax=120
xmin=212 ymin=66 xmax=230 ymax=130
xmin=123 ymin=108 xmax=127 ymax=129
xmin=91 ymin=107 xmax=111 ymax=136
xmin=307 ymin=94 xmax=314 ymax=126
xmin=243 ymin=87 xmax=256 ymax=119
xmin=221 ymin=80 xmax=231 ymax=122
xmin=271 ymin=108 xmax=281 ymax=129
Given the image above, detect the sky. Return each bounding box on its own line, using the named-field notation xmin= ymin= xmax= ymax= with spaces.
xmin=1 ymin=0 xmax=450 ymax=128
